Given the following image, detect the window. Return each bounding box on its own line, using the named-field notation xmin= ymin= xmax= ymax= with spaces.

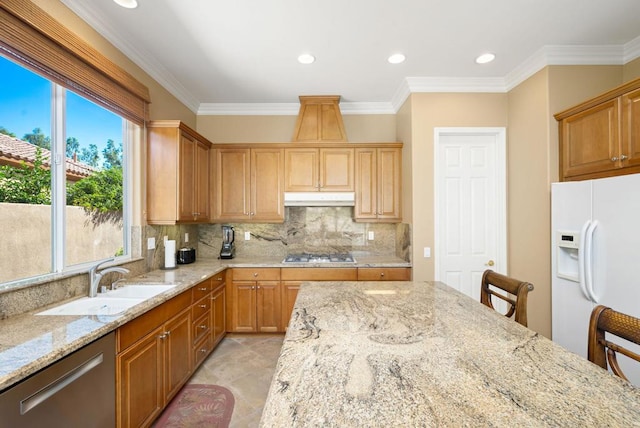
xmin=0 ymin=55 xmax=133 ymax=285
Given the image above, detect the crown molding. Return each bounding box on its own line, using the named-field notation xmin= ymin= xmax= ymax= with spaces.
xmin=58 ymin=0 xmax=640 ymax=116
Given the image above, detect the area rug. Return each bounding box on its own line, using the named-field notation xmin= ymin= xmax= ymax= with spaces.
xmin=153 ymin=384 xmax=235 ymax=428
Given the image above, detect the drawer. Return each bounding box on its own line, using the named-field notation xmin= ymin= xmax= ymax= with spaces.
xmin=192 ymin=295 xmax=210 ymax=320
xmin=232 ymin=268 xmax=280 ymax=281
xmin=192 ymin=279 xmax=212 ymax=300
xmin=193 ymin=335 xmax=211 ymax=368
xmin=117 ymin=289 xmax=191 ymax=352
xmin=280 ymin=267 xmax=357 ymax=281
xmin=192 ymin=311 xmax=211 ymax=343
xmin=357 ymin=268 xmax=411 ymax=281
xmin=210 ymin=270 xmax=226 ymax=288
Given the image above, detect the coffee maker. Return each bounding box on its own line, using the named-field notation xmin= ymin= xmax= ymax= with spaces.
xmin=220 ymin=225 xmax=236 ymax=259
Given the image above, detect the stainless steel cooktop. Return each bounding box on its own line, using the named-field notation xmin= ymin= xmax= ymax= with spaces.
xmin=283 ymin=253 xmax=356 ymax=263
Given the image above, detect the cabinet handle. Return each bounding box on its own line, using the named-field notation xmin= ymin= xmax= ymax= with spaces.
xmin=200 ymin=348 xmax=208 ymax=354
xmin=217 ymin=277 xmax=222 ymax=280
xmin=253 ymin=273 xmax=258 ymax=277
xmin=166 ymin=330 xmax=171 ymax=337
xmin=257 ymin=285 xmax=261 ymax=289
xmin=251 ymin=286 xmax=255 ymax=290
xmin=200 ymin=325 xmax=207 ymax=330
xmin=611 ymin=156 xmax=619 ymax=162
xmin=621 ymin=154 xmax=628 ymax=161
xmin=198 ymin=287 xmax=207 ymax=291
xmin=199 ymin=304 xmax=207 ymax=309
xmin=158 ymin=333 xmax=167 ymax=340
xmin=380 ymin=272 xmax=385 ymax=277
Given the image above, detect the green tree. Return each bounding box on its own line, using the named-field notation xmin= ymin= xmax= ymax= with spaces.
xmin=67 ymin=166 xmax=122 ymax=212
xmin=102 ymin=139 xmax=122 ymax=169
xmin=23 ymin=127 xmax=51 ymax=150
xmin=66 ymin=137 xmax=80 ymax=158
xmin=79 ymin=144 xmax=99 ymax=167
xmin=0 ymin=126 xmax=16 ymax=137
xmin=0 ymin=147 xmax=51 ymax=204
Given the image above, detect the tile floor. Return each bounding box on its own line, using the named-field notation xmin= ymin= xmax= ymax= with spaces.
xmin=188 ymin=333 xmax=285 ymax=427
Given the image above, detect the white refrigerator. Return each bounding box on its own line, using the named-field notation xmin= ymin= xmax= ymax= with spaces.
xmin=551 ymin=173 xmax=640 ymax=386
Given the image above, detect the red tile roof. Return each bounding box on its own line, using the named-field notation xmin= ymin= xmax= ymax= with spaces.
xmin=0 ymin=133 xmax=96 ymax=179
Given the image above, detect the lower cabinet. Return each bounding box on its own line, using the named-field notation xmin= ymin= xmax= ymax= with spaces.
xmin=229 ymin=268 xmax=282 ymax=333
xmin=116 ymin=290 xmax=192 ymax=428
xmin=116 ymin=271 xmax=227 ymax=428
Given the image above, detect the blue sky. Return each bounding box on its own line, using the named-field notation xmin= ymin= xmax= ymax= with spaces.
xmin=0 ymin=55 xmax=122 ymax=162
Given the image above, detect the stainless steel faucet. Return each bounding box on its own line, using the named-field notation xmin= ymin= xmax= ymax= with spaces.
xmin=89 ymin=258 xmax=130 ymax=297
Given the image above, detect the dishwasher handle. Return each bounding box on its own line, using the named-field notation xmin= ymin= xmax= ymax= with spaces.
xmin=20 ymin=352 xmax=104 ymax=415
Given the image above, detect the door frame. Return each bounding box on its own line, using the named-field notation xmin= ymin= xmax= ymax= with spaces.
xmin=433 ymin=127 xmax=508 ymax=281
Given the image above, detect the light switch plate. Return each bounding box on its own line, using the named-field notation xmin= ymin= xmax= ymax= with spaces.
xmin=147 ymin=237 xmax=156 ymax=250
xmin=424 ymin=247 xmax=431 ymax=258
xmin=184 ymin=233 xmax=189 ymax=243
xmin=245 ymin=231 xmax=251 ymax=240
xmin=368 ymin=231 xmax=375 ymax=240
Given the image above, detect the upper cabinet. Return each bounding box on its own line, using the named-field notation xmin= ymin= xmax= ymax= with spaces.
xmin=292 ymin=96 xmax=347 ymax=142
xmin=212 ymin=147 xmax=285 ymax=223
xmin=147 ymin=121 xmax=211 ymax=224
xmin=354 ymin=147 xmax=402 ymax=222
xmin=284 ymin=148 xmax=354 ymax=192
xmin=555 ymin=77 xmax=640 ymax=181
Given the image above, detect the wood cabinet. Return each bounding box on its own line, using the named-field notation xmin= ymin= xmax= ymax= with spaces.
xmin=357 ymin=267 xmax=412 ymax=281
xmin=354 ymin=147 xmax=402 ymax=222
xmin=147 ymin=121 xmax=211 ymax=224
xmin=284 ymin=148 xmax=354 ymax=192
xmin=212 ymin=147 xmax=284 ymax=222
xmin=280 ymin=268 xmax=358 ymax=329
xmin=555 ymin=77 xmax=640 ymax=181
xmin=116 ymin=290 xmax=192 ymax=428
xmin=210 ymin=273 xmax=227 ymax=348
xmin=292 ymin=96 xmax=348 ymax=142
xmin=228 ymin=268 xmax=282 ymax=333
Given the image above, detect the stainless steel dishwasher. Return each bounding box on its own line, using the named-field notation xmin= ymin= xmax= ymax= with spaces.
xmin=0 ymin=332 xmax=115 ymax=428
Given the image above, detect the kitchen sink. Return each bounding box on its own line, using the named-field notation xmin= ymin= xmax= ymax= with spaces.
xmin=36 ymin=297 xmax=144 ymax=316
xmin=36 ymin=284 xmax=177 ymax=316
xmin=104 ymin=284 xmax=176 ymax=299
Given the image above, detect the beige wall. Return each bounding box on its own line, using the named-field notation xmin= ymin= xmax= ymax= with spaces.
xmin=624 ymin=57 xmax=640 ymax=82
xmin=196 ymin=114 xmax=397 ymax=143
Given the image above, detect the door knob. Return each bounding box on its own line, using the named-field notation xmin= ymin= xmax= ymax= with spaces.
xmin=486 ymin=260 xmax=495 ymax=267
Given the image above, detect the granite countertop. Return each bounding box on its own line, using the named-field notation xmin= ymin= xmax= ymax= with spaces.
xmin=0 ymin=255 xmax=409 ymax=392
xmin=260 ymin=281 xmax=640 ymax=427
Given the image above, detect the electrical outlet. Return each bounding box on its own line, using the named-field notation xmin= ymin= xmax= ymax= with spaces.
xmin=147 ymin=237 xmax=156 ymax=250
xmin=368 ymin=231 xmax=375 ymax=240
xmin=185 ymin=232 xmax=189 ymax=243
xmin=245 ymin=231 xmax=251 ymax=240
xmin=424 ymin=247 xmax=431 ymax=258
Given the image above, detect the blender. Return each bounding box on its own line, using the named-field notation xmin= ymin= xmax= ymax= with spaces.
xmin=220 ymin=225 xmax=236 ymax=259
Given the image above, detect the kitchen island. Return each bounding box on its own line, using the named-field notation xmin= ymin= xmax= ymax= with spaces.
xmin=261 ymin=281 xmax=640 ymax=427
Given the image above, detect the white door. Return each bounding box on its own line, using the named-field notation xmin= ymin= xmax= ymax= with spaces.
xmin=435 ymin=128 xmax=507 ymax=303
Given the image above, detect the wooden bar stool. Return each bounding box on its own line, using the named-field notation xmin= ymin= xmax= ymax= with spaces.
xmin=588 ymin=305 xmax=640 ymax=382
xmin=480 ymin=270 xmax=534 ymax=327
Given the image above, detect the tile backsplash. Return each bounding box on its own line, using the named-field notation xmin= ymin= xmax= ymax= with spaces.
xmin=198 ymin=207 xmax=411 ymax=261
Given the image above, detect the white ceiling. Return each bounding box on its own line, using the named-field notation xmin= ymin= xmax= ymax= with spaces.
xmin=61 ymin=0 xmax=640 ymax=114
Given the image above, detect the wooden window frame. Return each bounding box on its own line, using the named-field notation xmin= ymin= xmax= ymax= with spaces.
xmin=0 ymin=0 xmax=150 ymax=125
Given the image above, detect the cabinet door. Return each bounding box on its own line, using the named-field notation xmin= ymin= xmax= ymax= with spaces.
xmin=211 ymin=286 xmax=226 ymax=347
xmin=354 ymin=148 xmax=377 ymax=220
xmin=320 ymin=148 xmax=354 ymax=191
xmin=561 ymin=99 xmax=620 ymax=179
xmin=163 ymin=309 xmax=192 ymax=403
xmin=357 ymin=268 xmax=411 ymax=281
xmin=256 ymin=280 xmax=282 ymax=332
xmin=178 ymin=133 xmax=196 ymax=221
xmin=285 ymin=148 xmax=318 ymax=191
xmin=622 ymin=88 xmax=640 ymax=169
xmin=195 ymin=140 xmax=210 ymax=221
xmin=377 ymin=148 xmax=402 ymax=221
xmin=251 ymin=148 xmax=285 ymax=222
xmin=213 ymin=148 xmax=250 ymax=221
xmin=282 ymin=281 xmax=301 ymax=331
xmin=117 ymin=326 xmax=164 ymax=428
xmin=231 ymin=281 xmax=256 ymax=332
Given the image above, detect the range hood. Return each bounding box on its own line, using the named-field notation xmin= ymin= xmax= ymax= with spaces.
xmin=284 ymin=192 xmax=355 ymax=207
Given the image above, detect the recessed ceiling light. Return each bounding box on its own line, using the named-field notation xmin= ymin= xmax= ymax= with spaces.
xmin=298 ymin=54 xmax=315 ymax=64
xmin=388 ymin=53 xmax=406 ymax=64
xmin=113 ymin=0 xmax=138 ymax=9
xmin=475 ymin=53 xmax=495 ymax=64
